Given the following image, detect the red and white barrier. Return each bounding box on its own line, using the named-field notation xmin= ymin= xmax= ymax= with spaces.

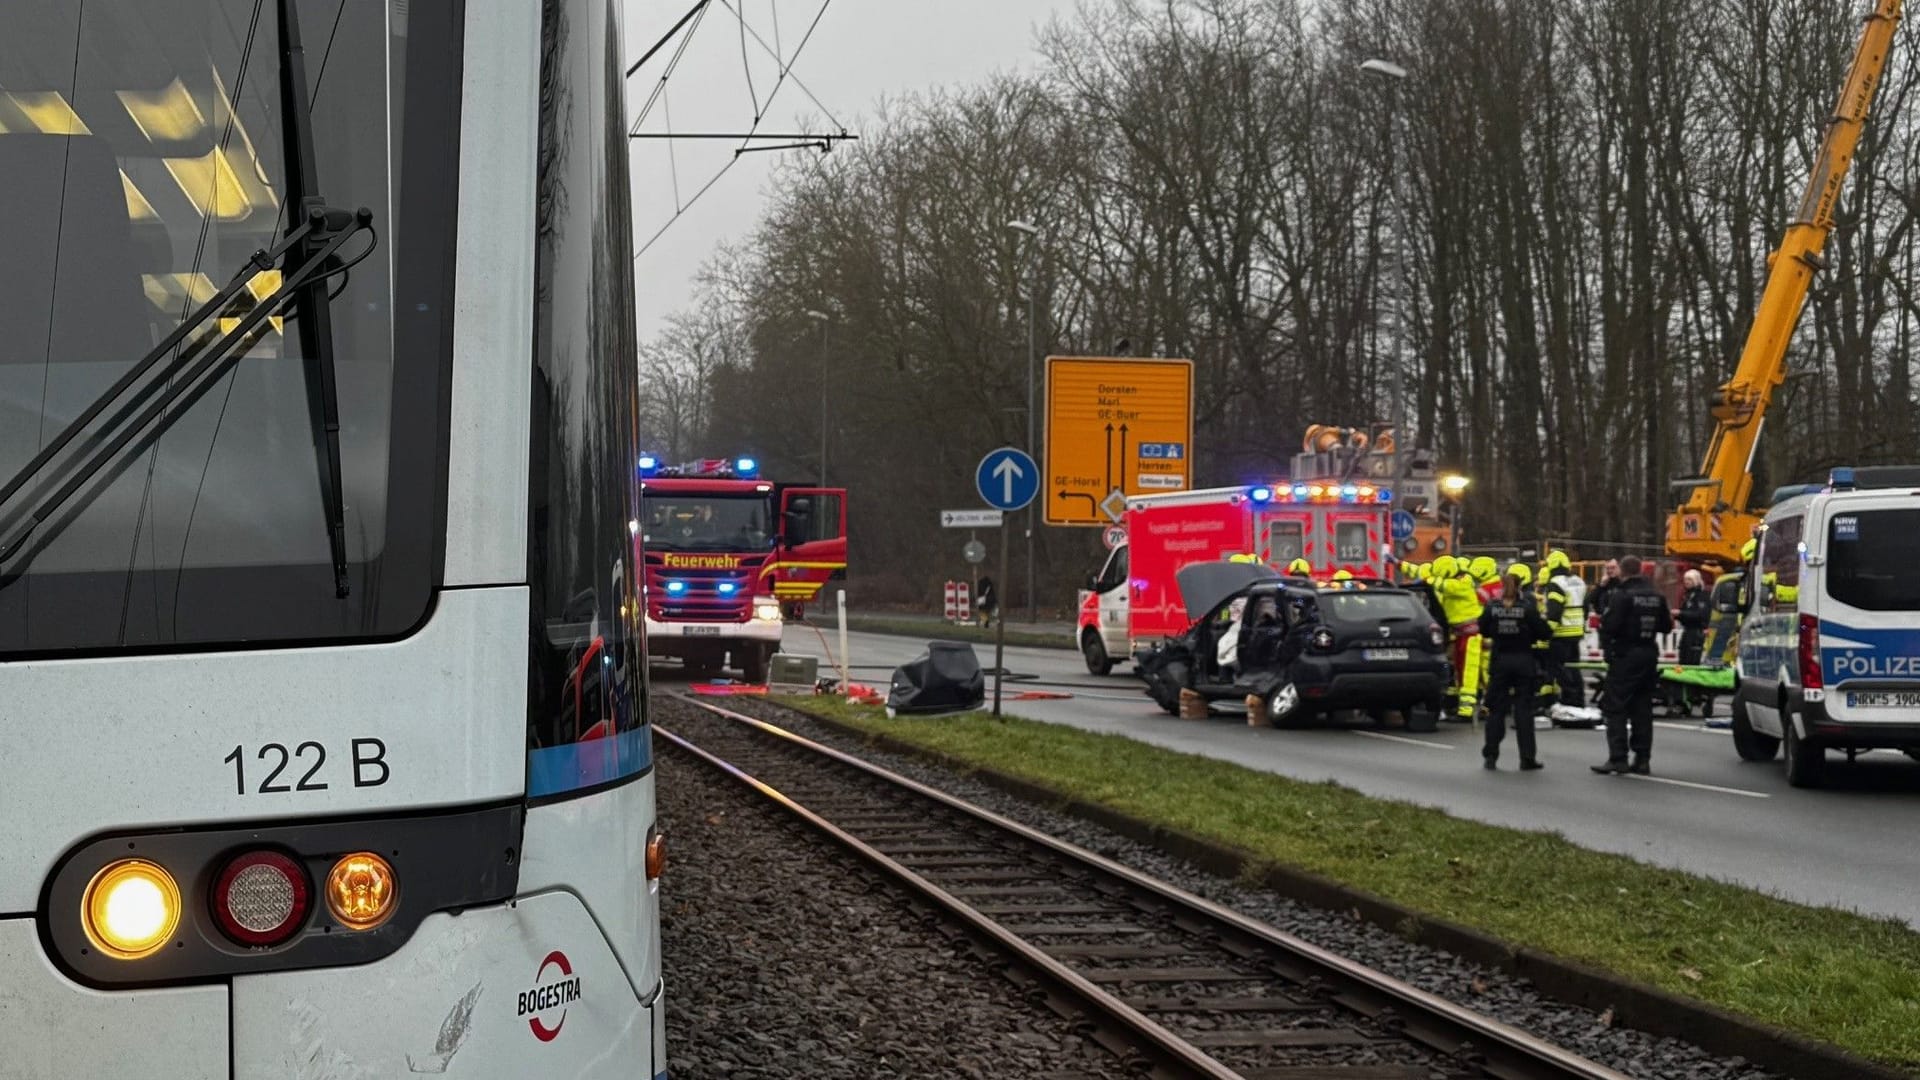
xmin=943 ymin=581 xmax=973 ymax=622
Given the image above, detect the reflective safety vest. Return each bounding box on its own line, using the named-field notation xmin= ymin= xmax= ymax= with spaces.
xmin=1546 ymin=573 xmax=1587 ymax=639
xmin=1437 ymin=574 xmax=1484 ymax=627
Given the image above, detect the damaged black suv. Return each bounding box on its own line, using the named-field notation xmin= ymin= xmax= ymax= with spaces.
xmin=1135 ymin=561 xmax=1451 ymax=730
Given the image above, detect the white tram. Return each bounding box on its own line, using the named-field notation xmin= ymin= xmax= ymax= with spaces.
xmin=0 ymin=0 xmax=664 ymax=1075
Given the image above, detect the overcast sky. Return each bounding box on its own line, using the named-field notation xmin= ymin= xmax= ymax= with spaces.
xmin=621 ymin=0 xmax=1080 ymax=341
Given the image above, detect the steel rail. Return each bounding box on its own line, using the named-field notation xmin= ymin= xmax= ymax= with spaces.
xmin=665 ymin=693 xmax=1635 ymax=1080
xmin=655 ymin=723 xmax=1240 ymax=1080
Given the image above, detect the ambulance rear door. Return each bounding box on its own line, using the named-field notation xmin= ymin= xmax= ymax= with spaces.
xmin=1319 ymin=505 xmax=1391 ymax=577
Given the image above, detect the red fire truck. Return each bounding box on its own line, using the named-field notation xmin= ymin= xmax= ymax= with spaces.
xmin=637 ymin=456 xmax=846 ymax=682
xmin=1075 ymin=482 xmax=1396 ymax=674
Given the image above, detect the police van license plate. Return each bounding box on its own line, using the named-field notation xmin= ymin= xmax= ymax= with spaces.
xmin=682 ymin=626 xmax=721 ymax=636
xmin=1846 ymin=691 xmax=1920 ymax=708
xmin=1362 ymin=648 xmax=1409 ymax=662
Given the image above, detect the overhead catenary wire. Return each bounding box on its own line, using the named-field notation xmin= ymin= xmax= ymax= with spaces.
xmin=717 ymin=0 xmax=845 ymax=133
xmin=633 ymin=0 xmax=841 ymax=260
xmin=630 ymin=0 xmax=715 ymax=136
xmin=737 ymin=0 xmax=760 ymax=120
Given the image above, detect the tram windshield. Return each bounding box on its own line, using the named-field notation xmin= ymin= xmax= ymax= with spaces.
xmin=0 ymin=1 xmax=440 ymax=654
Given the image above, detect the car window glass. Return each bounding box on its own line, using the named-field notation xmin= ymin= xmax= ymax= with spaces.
xmin=1826 ymin=508 xmax=1920 ymax=612
xmin=1762 ymin=515 xmax=1802 ymax=612
xmin=1266 ymin=521 xmax=1303 ymax=566
xmin=1334 ymin=521 xmax=1370 ymax=563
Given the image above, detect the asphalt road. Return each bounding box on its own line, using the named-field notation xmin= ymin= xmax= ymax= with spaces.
xmin=774 ymin=623 xmax=1920 ymax=928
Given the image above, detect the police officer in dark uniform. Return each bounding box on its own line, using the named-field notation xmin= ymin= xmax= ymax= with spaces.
xmin=1591 ymin=555 xmax=1673 ymax=776
xmin=1482 ymin=564 xmax=1551 ymax=770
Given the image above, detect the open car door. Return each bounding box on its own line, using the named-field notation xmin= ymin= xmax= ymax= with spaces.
xmin=766 ymin=486 xmax=848 ymax=614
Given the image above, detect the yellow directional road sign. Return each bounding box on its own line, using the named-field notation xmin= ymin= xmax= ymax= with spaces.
xmin=1043 ymin=356 xmax=1194 ymax=526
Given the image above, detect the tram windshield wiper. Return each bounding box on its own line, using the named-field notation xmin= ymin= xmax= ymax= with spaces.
xmin=0 ymin=0 xmax=372 ymax=598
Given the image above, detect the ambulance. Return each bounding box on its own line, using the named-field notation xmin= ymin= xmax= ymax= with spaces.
xmin=1075 ymin=482 xmax=1396 ymax=674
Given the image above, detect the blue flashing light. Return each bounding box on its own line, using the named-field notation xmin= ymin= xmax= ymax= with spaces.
xmin=1293 ymin=485 xmax=1309 ymax=500
xmin=1830 ymin=467 xmax=1856 ymax=491
xmin=716 ymin=582 xmax=738 ymax=596
xmin=1376 ymin=489 xmax=1394 ymax=504
xmin=664 ymin=580 xmax=689 ymax=596
xmin=1249 ymin=485 xmax=1274 ymax=504
xmin=1340 ymin=485 xmax=1359 ymax=502
xmin=735 ymin=456 xmax=759 ymax=476
xmin=637 ymin=454 xmax=659 ymax=475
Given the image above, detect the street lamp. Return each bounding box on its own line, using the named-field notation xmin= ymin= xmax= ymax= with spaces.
xmin=805 ymin=309 xmax=831 ymax=488
xmin=1360 ymin=57 xmax=1410 ymax=438
xmin=1007 ymin=218 xmax=1042 ymax=622
xmin=1439 ymin=473 xmax=1470 ymax=554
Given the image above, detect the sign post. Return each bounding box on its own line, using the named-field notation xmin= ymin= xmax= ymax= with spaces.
xmin=1043 ymin=356 xmax=1195 ymax=527
xmin=975 ymin=447 xmax=1039 ymax=716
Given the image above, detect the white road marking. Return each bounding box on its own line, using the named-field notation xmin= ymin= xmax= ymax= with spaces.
xmin=1655 ymin=721 xmax=1727 ymax=734
xmin=1622 ymin=774 xmax=1769 ymax=799
xmin=1351 ymin=730 xmax=1455 ymax=751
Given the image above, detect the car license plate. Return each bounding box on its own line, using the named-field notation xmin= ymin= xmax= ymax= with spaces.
xmin=1846 ymin=691 xmax=1920 ymax=708
xmin=1362 ymin=648 xmax=1409 ymax=662
xmin=681 ymin=626 xmax=721 ymax=636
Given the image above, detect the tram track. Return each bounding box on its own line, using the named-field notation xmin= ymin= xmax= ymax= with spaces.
xmin=659 ymin=693 xmax=1634 ymax=1080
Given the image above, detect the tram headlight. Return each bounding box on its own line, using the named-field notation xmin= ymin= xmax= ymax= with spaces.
xmin=326 ymin=852 xmax=398 ymax=930
xmin=82 ymin=859 xmax=180 ymax=959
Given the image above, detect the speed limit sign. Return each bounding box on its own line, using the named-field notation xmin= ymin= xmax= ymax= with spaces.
xmin=1101 ymin=524 xmax=1126 ymax=550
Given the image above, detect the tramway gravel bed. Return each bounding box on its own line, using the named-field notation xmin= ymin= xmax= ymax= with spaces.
xmin=655 ymin=705 xmax=1132 ymax=1080
xmin=681 ymin=693 xmax=1786 ymax=1080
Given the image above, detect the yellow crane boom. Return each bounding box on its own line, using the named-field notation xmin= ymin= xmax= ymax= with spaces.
xmin=1666 ymin=0 xmax=1903 ymax=565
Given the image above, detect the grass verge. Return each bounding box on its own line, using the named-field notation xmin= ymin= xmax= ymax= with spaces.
xmin=822 ymin=614 xmax=1074 ymax=652
xmin=778 ymin=695 xmax=1920 ymax=1070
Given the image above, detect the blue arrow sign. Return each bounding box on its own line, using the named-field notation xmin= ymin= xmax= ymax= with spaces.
xmin=1390 ymin=510 xmax=1417 ymax=542
xmin=976 ymin=447 xmax=1039 ymax=511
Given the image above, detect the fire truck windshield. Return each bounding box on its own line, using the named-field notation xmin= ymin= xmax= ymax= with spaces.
xmin=641 ymin=493 xmax=775 ymax=552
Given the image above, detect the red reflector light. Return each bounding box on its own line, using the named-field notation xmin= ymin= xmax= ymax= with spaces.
xmin=1798 ymin=613 xmax=1822 ymax=691
xmin=212 ymin=850 xmax=310 ymax=947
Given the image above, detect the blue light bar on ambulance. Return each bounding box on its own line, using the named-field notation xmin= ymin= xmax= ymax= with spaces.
xmin=1268 ymin=484 xmax=1393 ymax=506
xmin=1249 ymin=485 xmax=1274 ymax=504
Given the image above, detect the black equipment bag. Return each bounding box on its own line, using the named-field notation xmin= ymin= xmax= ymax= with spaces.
xmin=886 ymin=641 xmax=987 ymax=715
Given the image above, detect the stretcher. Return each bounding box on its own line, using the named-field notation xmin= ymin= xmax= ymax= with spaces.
xmin=1565 ymin=660 xmax=1733 ymax=717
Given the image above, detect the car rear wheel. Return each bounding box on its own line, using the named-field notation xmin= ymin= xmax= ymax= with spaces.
xmin=1730 ymin=695 xmax=1779 ymax=762
xmin=1782 ymin=709 xmax=1826 ymax=788
xmin=1082 ymin=629 xmax=1114 ymax=676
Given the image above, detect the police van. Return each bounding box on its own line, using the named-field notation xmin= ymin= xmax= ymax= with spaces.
xmin=1733 ymin=466 xmax=1920 ymax=787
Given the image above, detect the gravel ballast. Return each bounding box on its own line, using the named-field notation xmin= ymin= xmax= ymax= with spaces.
xmin=655 ymin=700 xmax=1134 ymax=1080
xmin=684 ymin=692 xmax=1785 ymax=1080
